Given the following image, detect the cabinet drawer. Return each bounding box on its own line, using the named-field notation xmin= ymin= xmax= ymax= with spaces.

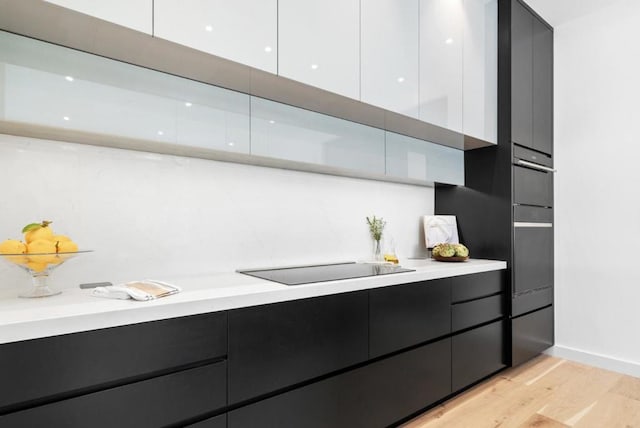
xmin=452 ymin=320 xmax=506 ymax=391
xmin=370 ymin=279 xmax=451 ymax=357
xmin=0 ymin=362 xmax=227 ymax=428
xmin=0 ymin=312 xmax=227 ymax=411
xmin=228 ymin=338 xmax=451 ymax=428
xmin=451 ymin=270 xmax=504 ymax=303
xmin=452 ymin=294 xmax=504 ymax=332
xmin=228 ymin=291 xmax=368 ymax=405
xmin=514 ymin=165 xmax=553 ymax=207
xmin=512 ymin=306 xmax=554 ymax=366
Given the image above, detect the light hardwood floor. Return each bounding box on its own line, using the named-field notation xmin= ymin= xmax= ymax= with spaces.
xmin=402 ymin=355 xmax=640 ymax=428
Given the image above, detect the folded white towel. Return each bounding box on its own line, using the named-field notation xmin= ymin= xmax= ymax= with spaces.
xmin=92 ymin=279 xmax=181 ymax=301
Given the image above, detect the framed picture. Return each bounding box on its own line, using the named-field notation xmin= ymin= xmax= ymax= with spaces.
xmin=423 ymin=215 xmax=459 ymax=249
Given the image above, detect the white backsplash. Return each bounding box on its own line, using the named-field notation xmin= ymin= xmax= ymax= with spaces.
xmin=0 ymin=134 xmax=434 ymax=291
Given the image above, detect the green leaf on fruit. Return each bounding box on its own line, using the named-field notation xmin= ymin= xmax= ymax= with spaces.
xmin=22 ymin=223 xmax=42 ymax=233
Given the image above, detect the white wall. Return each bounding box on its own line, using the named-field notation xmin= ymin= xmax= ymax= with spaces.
xmin=554 ymin=0 xmax=640 ymax=370
xmin=0 ymin=134 xmax=433 ymax=292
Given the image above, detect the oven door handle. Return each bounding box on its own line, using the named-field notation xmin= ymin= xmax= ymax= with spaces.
xmin=514 ymin=222 xmax=553 ymax=228
xmin=516 ymin=159 xmax=557 ymax=173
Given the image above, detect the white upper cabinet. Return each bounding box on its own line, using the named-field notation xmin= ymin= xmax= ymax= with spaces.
xmin=153 ymin=0 xmax=277 ymax=74
xmin=278 ymin=0 xmax=360 ymax=99
xmin=419 ymin=0 xmax=464 ymax=133
xmin=361 ymin=0 xmax=419 ymax=118
xmin=44 ymin=0 xmax=153 ymax=34
xmin=463 ymin=0 xmax=497 ymax=144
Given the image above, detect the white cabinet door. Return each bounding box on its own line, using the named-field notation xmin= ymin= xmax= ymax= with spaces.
xmin=361 ymin=0 xmax=419 ymax=118
xmin=463 ymin=0 xmax=497 ymax=144
xmin=44 ymin=0 xmax=152 ymax=34
xmin=278 ymin=0 xmax=360 ymax=99
xmin=154 ymin=0 xmax=277 ymax=74
xmin=419 ymin=0 xmax=464 ymax=133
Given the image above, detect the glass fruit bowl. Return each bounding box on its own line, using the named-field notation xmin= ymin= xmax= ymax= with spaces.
xmin=1 ymin=250 xmax=92 ymax=298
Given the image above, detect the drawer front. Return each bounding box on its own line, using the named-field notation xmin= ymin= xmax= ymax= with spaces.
xmin=228 ymin=291 xmax=368 ymax=405
xmin=512 ymin=306 xmax=554 ymax=366
xmin=370 ymin=279 xmax=451 ymax=358
xmin=451 ymin=270 xmax=504 ymax=303
xmin=452 ymin=294 xmax=504 ymax=332
xmin=514 ymin=165 xmax=553 ymax=207
xmin=0 ymin=362 xmax=227 ymax=428
xmin=228 ymin=338 xmax=451 ymax=428
xmin=0 ymin=312 xmax=227 ymax=411
xmin=452 ymin=320 xmax=506 ymax=391
xmin=514 ymin=225 xmax=554 ymax=295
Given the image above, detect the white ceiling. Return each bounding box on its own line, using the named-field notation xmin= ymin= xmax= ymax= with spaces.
xmin=523 ymin=0 xmax=622 ymax=27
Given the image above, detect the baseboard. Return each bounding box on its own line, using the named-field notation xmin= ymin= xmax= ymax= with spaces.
xmin=546 ymin=345 xmax=640 ymax=378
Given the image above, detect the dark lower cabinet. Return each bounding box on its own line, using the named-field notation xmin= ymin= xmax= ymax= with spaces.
xmin=452 ymin=320 xmax=506 ymax=392
xmin=369 ymin=279 xmax=450 ymax=357
xmin=452 ymin=294 xmax=504 ymax=332
xmin=0 ymin=362 xmax=227 ymax=428
xmin=512 ymin=306 xmax=554 ymax=366
xmin=228 ymin=291 xmax=368 ymax=405
xmin=451 ymin=270 xmax=504 ymax=303
xmin=228 ymin=338 xmax=452 ymax=428
xmin=0 ymin=312 xmax=227 ymax=413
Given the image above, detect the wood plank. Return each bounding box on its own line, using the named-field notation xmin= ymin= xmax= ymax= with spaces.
xmin=402 ymin=356 xmax=640 ymax=428
xmin=573 ymin=392 xmax=640 ymax=427
xmin=518 ymin=413 xmax=568 ymax=428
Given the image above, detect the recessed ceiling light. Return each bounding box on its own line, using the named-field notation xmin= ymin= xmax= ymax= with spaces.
xmin=65 ymin=76 xmax=74 ymax=82
xmin=397 ymin=77 xmax=405 ymax=83
xmin=157 ymin=130 xmax=164 ymax=136
xmin=205 ymin=25 xmax=213 ymax=32
xmin=268 ymin=120 xmax=276 ymax=124
xmin=227 ymin=142 xmax=235 ymax=147
xmin=63 ymin=116 xmax=70 ymax=121
xmin=445 ymin=38 xmax=454 ymax=45
xmin=264 ymin=46 xmax=273 ymax=53
xmin=184 ymin=102 xmax=193 ymax=107
xmin=310 ymin=64 xmax=319 ymax=70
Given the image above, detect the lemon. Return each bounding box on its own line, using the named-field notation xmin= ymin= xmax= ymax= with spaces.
xmin=26 ymin=261 xmax=49 ymax=273
xmin=0 ymin=239 xmax=26 ymax=255
xmin=23 ymin=221 xmax=54 ymax=244
xmin=56 ymin=240 xmax=78 ymax=253
xmin=27 ymin=239 xmax=57 ymax=264
xmin=52 ymin=234 xmax=71 ymax=243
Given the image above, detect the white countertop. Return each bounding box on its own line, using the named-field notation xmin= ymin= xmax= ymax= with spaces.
xmin=0 ymin=258 xmax=506 ymax=345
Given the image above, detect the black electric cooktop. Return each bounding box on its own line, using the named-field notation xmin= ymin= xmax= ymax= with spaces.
xmin=237 ymin=262 xmax=415 ymax=286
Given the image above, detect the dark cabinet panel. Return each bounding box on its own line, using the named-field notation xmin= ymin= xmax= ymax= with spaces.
xmin=451 ymin=270 xmax=504 ymax=303
xmin=514 ymin=224 xmax=553 ymax=295
xmin=511 ymin=0 xmax=533 ymax=148
xmin=0 ymin=312 xmax=227 ymax=411
xmin=452 ymin=320 xmax=506 ymax=392
xmin=228 ymin=338 xmax=452 ymax=428
xmin=187 ymin=414 xmax=227 ymax=428
xmin=514 ymin=165 xmax=553 ymax=207
xmin=370 ymin=279 xmax=451 ymax=357
xmin=0 ymin=362 xmax=227 ymax=428
xmin=452 ymin=294 xmax=504 ymax=332
xmin=513 ymin=287 xmax=553 ymax=316
xmin=512 ymin=306 xmax=554 ymax=366
xmin=533 ymin=17 xmax=553 ymax=155
xmin=514 ymin=205 xmax=553 ymax=223
xmin=228 ymin=292 xmax=368 ymax=405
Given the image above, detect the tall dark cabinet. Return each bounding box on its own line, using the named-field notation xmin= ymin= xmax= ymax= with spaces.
xmin=436 ymin=0 xmax=554 ymax=367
